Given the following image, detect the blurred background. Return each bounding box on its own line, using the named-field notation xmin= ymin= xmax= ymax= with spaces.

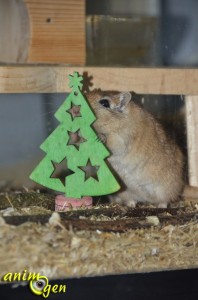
xmin=0 ymin=0 xmax=198 ymax=189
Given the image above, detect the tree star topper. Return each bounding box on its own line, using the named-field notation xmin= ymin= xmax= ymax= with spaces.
xmin=68 ymin=73 xmax=83 ymax=91
xmin=30 ymin=72 xmax=120 ymax=198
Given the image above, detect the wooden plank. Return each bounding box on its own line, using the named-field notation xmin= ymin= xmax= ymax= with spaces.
xmin=24 ymin=0 xmax=85 ymax=64
xmin=0 ymin=0 xmax=29 ymax=63
xmin=0 ymin=1 xmax=85 ymax=65
xmin=185 ymin=96 xmax=198 ymax=186
xmin=0 ymin=66 xmax=198 ymax=94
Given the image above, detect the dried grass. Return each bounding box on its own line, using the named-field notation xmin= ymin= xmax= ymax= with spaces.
xmin=0 ymin=213 xmax=197 ymax=281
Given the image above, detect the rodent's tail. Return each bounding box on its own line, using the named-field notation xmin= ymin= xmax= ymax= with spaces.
xmin=182 ymin=185 xmax=198 ymax=199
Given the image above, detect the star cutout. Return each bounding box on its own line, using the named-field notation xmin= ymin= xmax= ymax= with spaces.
xmin=79 ymin=159 xmax=100 ymax=182
xmin=68 ymin=72 xmax=83 ymax=91
xmin=67 ymin=103 xmax=81 ymax=120
xmin=67 ymin=129 xmax=87 ymax=150
xmin=50 ymin=158 xmax=74 ymax=186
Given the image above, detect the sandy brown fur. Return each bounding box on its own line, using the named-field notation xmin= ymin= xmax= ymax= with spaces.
xmin=86 ymin=90 xmax=184 ymax=208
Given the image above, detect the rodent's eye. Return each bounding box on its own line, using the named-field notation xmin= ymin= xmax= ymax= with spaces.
xmin=99 ymin=99 xmax=110 ymax=108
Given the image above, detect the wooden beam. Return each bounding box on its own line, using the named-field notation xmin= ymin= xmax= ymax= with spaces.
xmin=0 ymin=0 xmax=85 ymax=64
xmin=0 ymin=66 xmax=198 ymax=94
xmin=1 ymin=66 xmax=198 ymax=94
xmin=0 ymin=0 xmax=29 ymax=63
xmin=24 ymin=0 xmax=85 ymax=64
xmin=185 ymin=96 xmax=198 ymax=186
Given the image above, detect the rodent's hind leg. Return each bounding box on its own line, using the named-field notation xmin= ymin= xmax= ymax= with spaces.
xmin=157 ymin=202 xmax=168 ymax=208
xmin=123 ymin=199 xmax=137 ymax=208
xmin=109 ymin=190 xmax=137 ymax=208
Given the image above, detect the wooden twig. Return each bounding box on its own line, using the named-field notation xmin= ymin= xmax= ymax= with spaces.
xmin=1 ymin=192 xmax=197 ymax=232
xmin=4 ymin=193 xmax=14 ymax=208
xmin=2 ymin=211 xmax=197 ymax=233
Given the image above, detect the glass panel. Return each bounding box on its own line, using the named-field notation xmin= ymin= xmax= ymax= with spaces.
xmin=86 ymin=0 xmax=198 ymax=67
xmin=0 ymin=93 xmax=67 ymax=190
xmin=86 ymin=15 xmax=160 ymax=66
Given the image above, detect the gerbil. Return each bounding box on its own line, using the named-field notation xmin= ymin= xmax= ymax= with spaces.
xmin=86 ymin=90 xmax=195 ymax=208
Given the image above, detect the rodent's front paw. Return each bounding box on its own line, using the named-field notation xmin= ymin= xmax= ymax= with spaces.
xmin=97 ymin=133 xmax=107 ymax=144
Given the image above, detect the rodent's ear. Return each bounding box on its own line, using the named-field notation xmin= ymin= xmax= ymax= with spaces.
xmin=119 ymin=92 xmax=132 ymax=111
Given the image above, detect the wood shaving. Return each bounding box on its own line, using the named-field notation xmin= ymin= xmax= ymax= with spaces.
xmin=0 ymin=219 xmax=197 ymax=281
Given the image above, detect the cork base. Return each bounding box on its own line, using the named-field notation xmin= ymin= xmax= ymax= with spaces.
xmin=55 ymin=195 xmax=93 ymax=211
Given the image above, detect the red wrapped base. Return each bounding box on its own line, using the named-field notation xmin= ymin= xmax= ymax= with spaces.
xmin=55 ymin=195 xmax=93 ymax=211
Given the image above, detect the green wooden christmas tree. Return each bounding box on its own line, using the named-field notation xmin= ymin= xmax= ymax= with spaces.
xmin=30 ymin=72 xmax=120 ymax=198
